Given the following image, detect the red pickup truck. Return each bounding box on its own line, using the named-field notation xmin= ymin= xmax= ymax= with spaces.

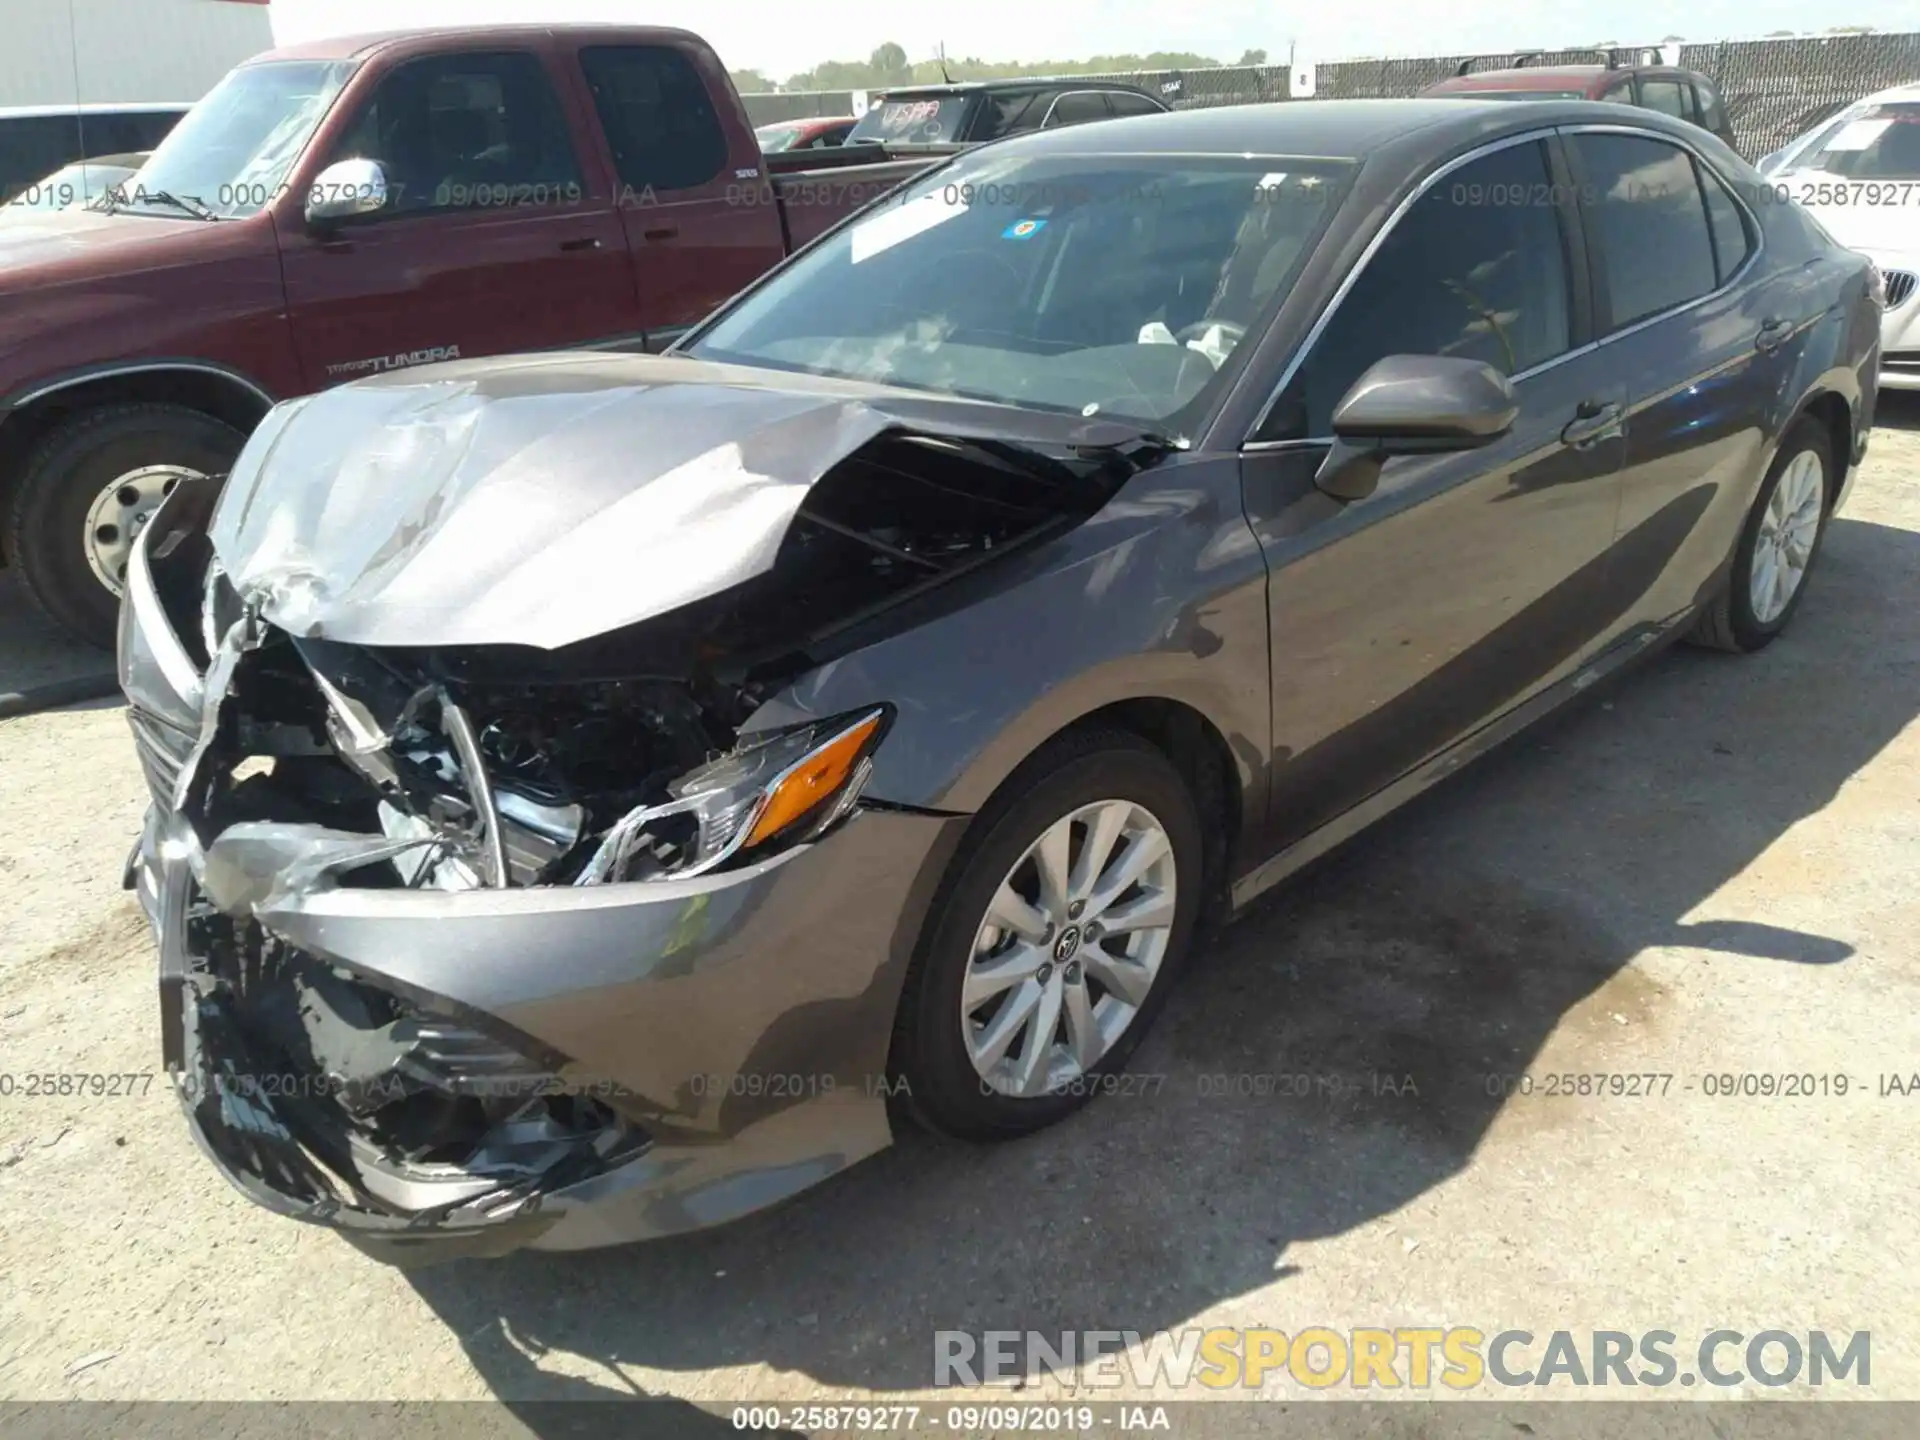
xmin=0 ymin=25 xmax=930 ymax=646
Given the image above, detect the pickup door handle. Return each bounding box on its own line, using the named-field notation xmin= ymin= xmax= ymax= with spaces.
xmin=558 ymin=236 xmax=602 ymax=252
xmin=1561 ymin=399 xmax=1625 ymax=449
xmin=1755 ymin=316 xmax=1796 ymax=353
xmin=641 ymin=225 xmax=679 ymax=242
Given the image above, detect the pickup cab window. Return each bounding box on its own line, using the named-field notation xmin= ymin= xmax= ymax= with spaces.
xmin=111 ymin=60 xmax=355 ymax=219
xmin=580 ymin=45 xmax=728 ymax=193
xmin=328 ymin=52 xmax=582 ymax=214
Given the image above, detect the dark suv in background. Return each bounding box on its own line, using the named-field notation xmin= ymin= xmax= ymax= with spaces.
xmin=845 ymin=78 xmax=1170 ymax=147
xmin=1422 ymin=50 xmax=1738 ymax=150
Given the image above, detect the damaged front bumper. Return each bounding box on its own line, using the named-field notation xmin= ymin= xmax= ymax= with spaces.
xmin=120 ymin=490 xmax=960 ymax=1265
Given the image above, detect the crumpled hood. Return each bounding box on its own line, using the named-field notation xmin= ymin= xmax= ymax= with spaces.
xmin=1792 ymin=188 xmax=1920 ymax=263
xmin=209 ymin=351 xmax=1135 ymax=650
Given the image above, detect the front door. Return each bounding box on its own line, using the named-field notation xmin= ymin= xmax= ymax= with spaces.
xmin=1241 ymin=135 xmax=1630 ymax=846
xmin=278 ymin=47 xmax=635 ymax=388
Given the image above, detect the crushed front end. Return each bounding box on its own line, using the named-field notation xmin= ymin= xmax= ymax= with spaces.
xmin=117 ymin=361 xmax=1143 ymax=1260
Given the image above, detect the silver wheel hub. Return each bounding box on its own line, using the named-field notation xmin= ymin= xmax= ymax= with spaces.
xmin=962 ymin=798 xmax=1178 ymax=1098
xmin=1749 ymin=450 xmax=1824 ymax=626
xmin=83 ymin=465 xmax=202 ymax=596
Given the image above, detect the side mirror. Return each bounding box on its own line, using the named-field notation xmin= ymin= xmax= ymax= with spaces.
xmin=305 ymin=157 xmax=388 ymax=229
xmin=1313 ymin=354 xmax=1518 ymax=502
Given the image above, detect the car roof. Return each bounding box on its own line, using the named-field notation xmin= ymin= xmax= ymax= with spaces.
xmin=251 ymin=23 xmax=709 ymax=63
xmin=876 ymin=79 xmax=1157 ymax=97
xmin=971 ymin=95 xmax=1689 ymax=161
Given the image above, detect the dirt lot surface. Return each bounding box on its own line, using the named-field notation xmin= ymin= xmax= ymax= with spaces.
xmin=2 ymin=397 xmax=1918 ymax=1418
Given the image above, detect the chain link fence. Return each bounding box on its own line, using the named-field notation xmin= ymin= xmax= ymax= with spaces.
xmin=743 ymin=31 xmax=1920 ymax=159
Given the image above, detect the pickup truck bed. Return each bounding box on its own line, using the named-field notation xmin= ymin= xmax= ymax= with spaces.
xmin=0 ymin=24 xmax=943 ymax=646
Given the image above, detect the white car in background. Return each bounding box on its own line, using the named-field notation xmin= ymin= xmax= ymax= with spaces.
xmin=1762 ymin=83 xmax=1920 ymax=389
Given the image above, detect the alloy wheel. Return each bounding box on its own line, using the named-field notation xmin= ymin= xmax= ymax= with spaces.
xmin=961 ymin=798 xmax=1178 ymax=1097
xmin=1749 ymin=449 xmax=1824 ymax=625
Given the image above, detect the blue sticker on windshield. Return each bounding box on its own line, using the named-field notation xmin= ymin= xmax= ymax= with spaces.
xmin=1002 ymin=218 xmax=1047 ymax=239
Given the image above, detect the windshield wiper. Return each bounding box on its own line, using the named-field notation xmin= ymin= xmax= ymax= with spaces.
xmin=126 ymin=187 xmax=220 ymax=221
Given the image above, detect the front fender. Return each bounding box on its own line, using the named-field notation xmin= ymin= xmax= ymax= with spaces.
xmin=752 ymin=453 xmax=1272 ymax=845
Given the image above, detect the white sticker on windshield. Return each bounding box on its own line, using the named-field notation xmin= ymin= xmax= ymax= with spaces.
xmin=1825 ymin=118 xmax=1893 ymax=152
xmin=1256 ymin=172 xmax=1289 ymax=190
xmin=850 ymin=190 xmax=970 ymax=264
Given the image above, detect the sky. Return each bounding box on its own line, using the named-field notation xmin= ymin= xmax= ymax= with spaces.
xmin=264 ymin=0 xmax=1918 ymax=79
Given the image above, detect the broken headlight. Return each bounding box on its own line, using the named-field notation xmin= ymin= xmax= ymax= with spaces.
xmin=576 ymin=707 xmax=890 ymax=885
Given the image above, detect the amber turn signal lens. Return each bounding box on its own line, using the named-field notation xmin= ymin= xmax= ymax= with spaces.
xmin=742 ymin=711 xmax=884 ymax=849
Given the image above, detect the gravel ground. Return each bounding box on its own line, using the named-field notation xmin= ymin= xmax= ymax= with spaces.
xmin=2 ymin=397 xmax=1918 ymax=1416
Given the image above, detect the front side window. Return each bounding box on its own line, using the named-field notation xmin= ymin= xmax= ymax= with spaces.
xmin=104 ymin=61 xmax=355 ymax=219
xmin=688 ymin=152 xmax=1354 ymax=436
xmin=757 ymin=123 xmax=801 ymax=153
xmin=981 ymin=91 xmax=1048 ymax=137
xmin=581 ymin=45 xmax=727 ymax=192
xmin=1261 ymin=140 xmax=1573 ymax=441
xmin=1107 ymin=92 xmax=1166 ymax=118
xmin=1573 ymin=132 xmax=1719 ymax=331
xmin=331 ymin=51 xmax=581 ymax=214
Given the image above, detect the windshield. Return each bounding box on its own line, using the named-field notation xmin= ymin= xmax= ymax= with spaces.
xmin=112 ymin=59 xmax=356 ymax=219
xmin=1798 ymin=103 xmax=1920 ymax=180
xmin=758 ymin=124 xmax=803 ymax=153
xmin=687 ymin=151 xmax=1354 ymax=434
xmin=847 ymin=95 xmax=974 ymax=146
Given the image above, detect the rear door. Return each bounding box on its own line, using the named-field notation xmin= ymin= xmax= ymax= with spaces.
xmin=1240 ymin=134 xmax=1629 ymax=843
xmin=279 ymin=45 xmax=636 ymax=385
xmin=574 ymin=42 xmax=786 ymax=349
xmin=1562 ymin=127 xmax=1813 ymax=634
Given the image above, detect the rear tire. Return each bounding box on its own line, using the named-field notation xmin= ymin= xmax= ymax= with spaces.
xmin=5 ymin=403 xmax=244 ymax=649
xmin=891 ymin=730 xmax=1203 ymax=1142
xmin=1685 ymin=418 xmax=1832 ymax=655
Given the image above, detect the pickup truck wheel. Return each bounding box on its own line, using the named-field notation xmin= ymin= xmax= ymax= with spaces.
xmin=6 ymin=404 xmax=244 ymax=649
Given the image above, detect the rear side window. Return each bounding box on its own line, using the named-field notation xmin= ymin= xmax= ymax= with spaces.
xmin=1107 ymin=92 xmax=1164 ymax=118
xmin=1573 ymin=133 xmax=1719 ymax=330
xmin=1263 ymin=140 xmax=1574 ymax=440
xmin=1696 ymin=82 xmax=1729 ymax=133
xmin=581 ymin=45 xmax=728 ymax=192
xmin=1639 ymin=78 xmax=1692 ymax=121
xmin=1045 ymin=93 xmax=1113 ymax=128
xmin=1698 ymin=162 xmax=1753 ymax=282
xmin=331 ymin=51 xmax=581 ymax=213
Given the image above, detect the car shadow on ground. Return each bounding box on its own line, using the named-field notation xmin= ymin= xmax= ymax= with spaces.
xmin=393 ymin=426 xmax=1920 ymax=1420
xmin=0 ymin=572 xmax=116 ymax=705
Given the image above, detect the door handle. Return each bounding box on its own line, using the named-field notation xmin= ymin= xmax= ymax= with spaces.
xmin=1561 ymin=399 xmax=1625 ymax=449
xmin=1755 ymin=316 xmax=1795 ymax=353
xmin=642 ymin=226 xmax=679 ymax=242
xmin=558 ymin=236 xmax=603 ymax=252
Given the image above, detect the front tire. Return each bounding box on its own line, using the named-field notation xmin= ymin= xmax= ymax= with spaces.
xmin=5 ymin=403 xmax=244 ymax=649
xmin=891 ymin=730 xmax=1203 ymax=1141
xmin=1686 ymin=418 xmax=1832 ymax=654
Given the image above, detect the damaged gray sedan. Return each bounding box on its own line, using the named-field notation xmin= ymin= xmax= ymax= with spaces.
xmin=120 ymin=99 xmax=1878 ymax=1262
